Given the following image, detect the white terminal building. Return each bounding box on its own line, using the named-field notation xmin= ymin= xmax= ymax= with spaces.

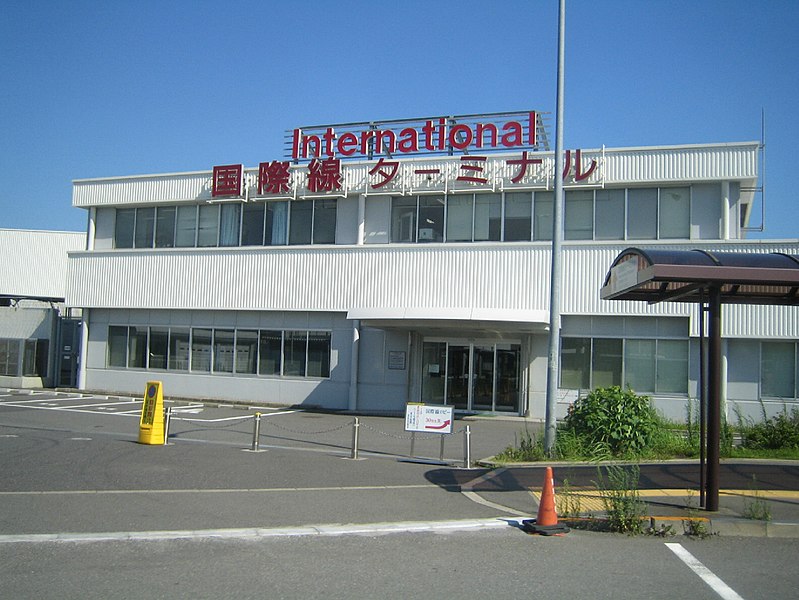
xmin=64 ymin=112 xmax=798 ymax=421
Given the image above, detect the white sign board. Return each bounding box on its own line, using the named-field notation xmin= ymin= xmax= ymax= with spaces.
xmin=405 ymin=403 xmax=454 ymax=435
xmin=610 ymin=258 xmax=639 ymax=295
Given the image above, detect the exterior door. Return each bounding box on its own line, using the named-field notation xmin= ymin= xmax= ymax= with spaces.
xmin=446 ymin=345 xmax=470 ymax=410
xmin=423 ymin=340 xmax=520 ymax=413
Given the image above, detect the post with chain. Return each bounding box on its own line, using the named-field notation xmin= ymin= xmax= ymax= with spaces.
xmin=251 ymin=412 xmax=262 ymax=452
xmin=463 ymin=425 xmax=472 ymax=469
xmin=350 ymin=417 xmax=360 ymax=460
xmin=163 ymin=406 xmax=172 ymax=445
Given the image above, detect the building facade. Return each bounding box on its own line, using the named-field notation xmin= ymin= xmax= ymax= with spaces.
xmin=1 ymin=229 xmax=86 ymax=388
xmin=65 ymin=124 xmax=799 ymax=422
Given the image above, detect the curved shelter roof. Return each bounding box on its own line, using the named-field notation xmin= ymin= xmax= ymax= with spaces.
xmin=600 ymin=248 xmax=799 ymax=306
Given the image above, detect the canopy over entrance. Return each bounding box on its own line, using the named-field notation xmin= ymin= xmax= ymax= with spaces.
xmin=601 ymin=247 xmax=799 ymax=512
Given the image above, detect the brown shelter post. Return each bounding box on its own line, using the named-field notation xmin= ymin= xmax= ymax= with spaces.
xmin=706 ymin=286 xmax=721 ymax=511
xmin=601 ymin=248 xmax=799 ymax=512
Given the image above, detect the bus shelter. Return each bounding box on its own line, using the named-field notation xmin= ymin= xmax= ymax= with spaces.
xmin=600 ymin=248 xmax=799 ymax=511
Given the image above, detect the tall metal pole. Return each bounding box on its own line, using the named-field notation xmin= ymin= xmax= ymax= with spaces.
xmin=706 ymin=286 xmax=722 ymax=511
xmin=544 ymin=0 xmax=566 ymax=455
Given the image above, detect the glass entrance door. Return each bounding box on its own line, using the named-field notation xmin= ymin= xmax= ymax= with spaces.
xmin=446 ymin=345 xmax=470 ymax=410
xmin=472 ymin=346 xmax=495 ymax=411
xmin=425 ymin=341 xmax=520 ymax=413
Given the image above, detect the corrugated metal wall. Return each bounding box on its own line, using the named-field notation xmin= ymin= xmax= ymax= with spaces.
xmin=72 ymin=142 xmax=760 ymax=208
xmin=66 ymin=239 xmax=798 ymax=337
xmin=1 ymin=229 xmax=86 ymax=299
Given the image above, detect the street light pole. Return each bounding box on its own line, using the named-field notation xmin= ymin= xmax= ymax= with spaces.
xmin=544 ymin=0 xmax=566 ymax=456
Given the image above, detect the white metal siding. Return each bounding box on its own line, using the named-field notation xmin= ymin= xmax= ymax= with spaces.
xmin=71 ymin=143 xmax=760 ymax=208
xmin=66 ymin=239 xmax=797 ymax=340
xmin=0 ymin=229 xmax=86 ymax=299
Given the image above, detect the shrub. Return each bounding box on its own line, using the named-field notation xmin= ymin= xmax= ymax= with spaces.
xmin=561 ymin=386 xmax=659 ymax=457
xmin=741 ymin=406 xmax=799 ymax=450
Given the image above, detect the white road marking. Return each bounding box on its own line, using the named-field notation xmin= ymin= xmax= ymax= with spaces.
xmin=666 ymin=543 xmax=745 ymax=600
xmin=0 ymin=517 xmax=512 ymax=544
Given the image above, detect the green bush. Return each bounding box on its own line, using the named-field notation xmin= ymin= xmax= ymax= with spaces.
xmin=561 ymin=386 xmax=659 ymax=457
xmin=741 ymin=407 xmax=799 ymax=450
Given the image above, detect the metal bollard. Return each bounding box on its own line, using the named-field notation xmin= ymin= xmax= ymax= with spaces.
xmin=463 ymin=425 xmax=472 ymax=469
xmin=163 ymin=406 xmax=172 ymax=445
xmin=350 ymin=417 xmax=360 ymax=460
xmin=251 ymin=412 xmax=262 ymax=452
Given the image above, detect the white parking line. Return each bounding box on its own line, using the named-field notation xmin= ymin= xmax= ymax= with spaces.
xmin=666 ymin=543 xmax=745 ymax=600
xmin=0 ymin=402 xmax=140 ymax=418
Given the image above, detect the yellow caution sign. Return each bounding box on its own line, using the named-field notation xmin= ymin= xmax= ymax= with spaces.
xmin=138 ymin=381 xmax=165 ymax=445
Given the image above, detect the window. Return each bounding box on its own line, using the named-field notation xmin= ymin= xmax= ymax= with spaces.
xmin=149 ymin=328 xmax=169 ymax=369
xmin=761 ymin=342 xmax=796 ymax=398
xmin=313 ymin=199 xmax=337 ymax=244
xmin=175 ymin=206 xmax=198 ymax=247
xmin=289 ymin=200 xmax=313 ymax=245
xmin=307 ymin=331 xmax=331 ymax=377
xmin=562 ymin=336 xmax=688 ymax=394
xmin=191 ymin=328 xmax=212 ymax=372
xmin=446 ymin=195 xmax=474 ymax=242
xmin=627 ymin=188 xmax=658 ymax=240
xmin=241 ymin=203 xmax=265 ymax=246
xmin=564 ymin=190 xmax=594 ymax=240
xmin=213 ymin=329 xmax=235 ymax=373
xmin=259 ymin=330 xmax=282 ymax=375
xmin=656 ymin=339 xmax=689 ymax=393
xmin=128 ymin=326 xmax=148 ymax=368
xmin=114 ymin=209 xmax=136 ymax=248
xmin=23 ymin=339 xmax=48 ymax=377
xmin=198 ymin=205 xmax=220 ymax=247
xmin=155 ymin=207 xmax=176 ymax=248
xmin=595 ymin=189 xmax=625 ymax=240
xmin=504 ymin=192 xmax=531 ymax=241
xmin=169 ymin=329 xmax=190 ymax=371
xmin=659 ymin=187 xmax=690 ymax=239
xmin=391 ymin=197 xmax=417 ymax=242
xmin=134 ymin=207 xmax=155 ymax=248
xmin=533 ymin=191 xmax=554 ymax=241
xmin=235 ymin=330 xmax=258 ymax=374
xmin=105 ymin=326 xmax=330 ymax=379
xmin=265 ymin=201 xmax=288 ymax=245
xmin=592 ymin=338 xmax=622 ymax=388
xmin=560 ymin=338 xmax=590 ymax=389
xmin=474 ymin=193 xmax=501 ymax=241
xmin=624 ymin=339 xmax=656 ymax=392
xmin=108 ymin=326 xmax=128 ymax=367
xmin=0 ymin=339 xmax=20 ymax=376
xmin=418 ymin=196 xmax=444 ymax=242
xmin=284 ymin=331 xmax=308 ymax=376
xmin=219 ymin=204 xmax=241 ymax=247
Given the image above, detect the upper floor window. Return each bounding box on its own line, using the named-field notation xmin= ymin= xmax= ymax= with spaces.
xmin=113 ymin=199 xmax=335 ymax=249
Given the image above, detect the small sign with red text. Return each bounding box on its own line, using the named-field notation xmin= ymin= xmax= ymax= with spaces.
xmin=405 ymin=403 xmax=454 ymax=435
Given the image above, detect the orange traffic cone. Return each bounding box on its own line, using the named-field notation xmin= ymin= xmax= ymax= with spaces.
xmin=522 ymin=466 xmax=570 ymax=535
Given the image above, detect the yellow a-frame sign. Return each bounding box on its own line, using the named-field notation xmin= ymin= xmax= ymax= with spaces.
xmin=138 ymin=381 xmax=165 ymax=445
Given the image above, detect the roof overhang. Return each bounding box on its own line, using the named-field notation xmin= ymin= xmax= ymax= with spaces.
xmin=601 ymin=248 xmax=799 ymax=305
xmin=346 ymin=307 xmax=550 ymax=336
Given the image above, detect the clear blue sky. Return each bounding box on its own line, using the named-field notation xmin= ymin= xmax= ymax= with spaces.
xmin=1 ymin=0 xmax=796 ymax=239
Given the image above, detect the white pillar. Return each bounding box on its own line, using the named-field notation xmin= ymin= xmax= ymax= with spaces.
xmin=721 ymin=181 xmax=730 ymax=240
xmin=348 ymin=320 xmax=360 ymax=411
xmin=357 ymin=194 xmax=366 ymax=245
xmin=86 ymin=207 xmax=96 ymax=251
xmin=77 ymin=308 xmax=89 ymax=390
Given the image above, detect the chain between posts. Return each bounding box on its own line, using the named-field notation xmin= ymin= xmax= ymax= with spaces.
xmin=160 ymin=410 xmax=475 ymax=468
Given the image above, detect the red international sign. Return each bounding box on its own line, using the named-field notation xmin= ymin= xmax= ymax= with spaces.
xmin=287 ymin=111 xmax=548 ymax=162
xmin=212 ymin=164 xmax=243 ymax=197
